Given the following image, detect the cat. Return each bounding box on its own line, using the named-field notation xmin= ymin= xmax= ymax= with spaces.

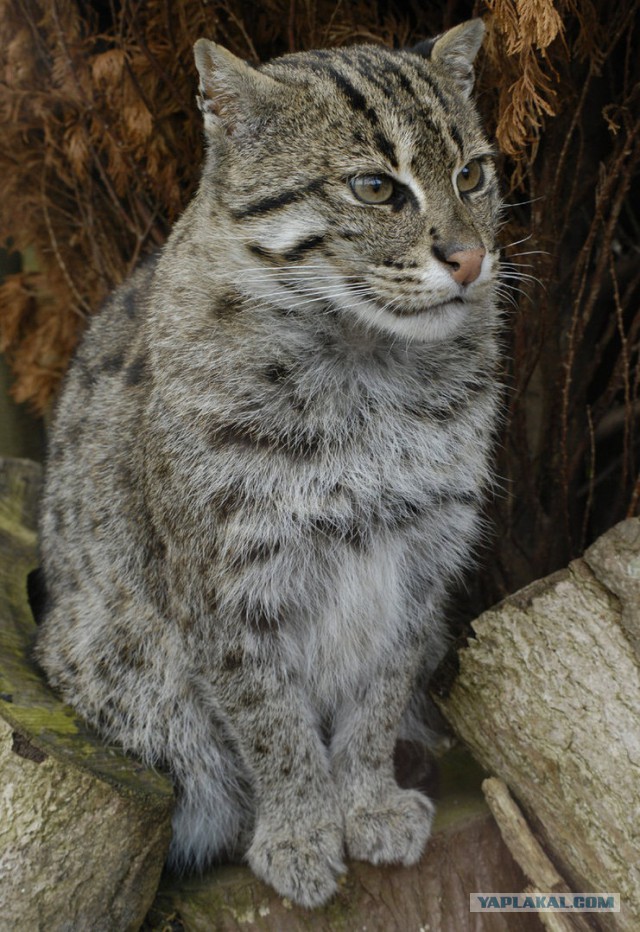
xmin=35 ymin=18 xmax=501 ymax=908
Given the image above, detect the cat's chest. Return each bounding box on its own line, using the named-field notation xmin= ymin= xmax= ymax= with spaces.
xmin=297 ymin=532 xmax=408 ymax=706
xmin=276 ymin=409 xmax=486 ymax=704
xmin=280 ymin=344 xmax=493 ymax=489
xmin=315 ymin=380 xmax=491 ymax=505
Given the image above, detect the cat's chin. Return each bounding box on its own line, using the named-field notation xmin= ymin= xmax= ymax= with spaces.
xmin=351 ymin=297 xmax=470 ymax=344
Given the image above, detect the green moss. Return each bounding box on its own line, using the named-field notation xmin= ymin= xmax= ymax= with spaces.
xmin=432 ymin=745 xmax=489 ymax=831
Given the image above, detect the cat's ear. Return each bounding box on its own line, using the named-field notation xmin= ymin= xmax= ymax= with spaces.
xmin=411 ymin=19 xmax=485 ymax=99
xmin=193 ymin=39 xmax=277 ymax=136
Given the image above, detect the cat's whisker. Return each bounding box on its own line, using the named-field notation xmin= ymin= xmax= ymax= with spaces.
xmin=239 ymin=274 xmax=366 ymax=287
xmin=496 ymin=282 xmax=533 ymax=304
xmin=501 ymin=233 xmax=534 ymax=250
xmin=291 ymin=289 xmax=375 ymax=310
xmin=500 ymin=257 xmax=548 ymax=269
xmin=504 ymin=249 xmax=550 ymax=258
xmin=238 ymin=276 xmax=365 ymax=295
xmin=243 ymin=284 xmax=375 ymax=310
xmin=502 ymin=195 xmax=546 ymax=209
xmin=238 ymin=264 xmax=348 ymax=275
xmin=248 ymin=281 xmax=370 ymax=297
xmin=250 ymin=279 xmax=373 ymax=299
xmin=499 ymin=267 xmax=541 ymax=279
xmin=500 ymin=267 xmax=536 ymax=278
xmin=237 ymin=260 xmax=355 ymax=273
xmin=500 ymin=271 xmax=545 ymax=289
xmin=493 ymin=286 xmax=520 ymax=310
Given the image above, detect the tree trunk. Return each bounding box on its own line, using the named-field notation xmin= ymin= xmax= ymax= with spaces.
xmin=0 ymin=458 xmax=174 ymax=932
xmin=435 ymin=518 xmax=640 ymax=932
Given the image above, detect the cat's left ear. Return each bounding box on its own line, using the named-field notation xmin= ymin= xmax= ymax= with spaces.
xmin=411 ymin=19 xmax=485 ymax=99
xmin=194 ymin=39 xmax=277 ymax=136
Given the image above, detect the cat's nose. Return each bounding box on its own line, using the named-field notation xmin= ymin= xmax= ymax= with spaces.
xmin=433 ymin=244 xmax=486 ymax=285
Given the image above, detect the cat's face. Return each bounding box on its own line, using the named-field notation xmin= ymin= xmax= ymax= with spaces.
xmin=194 ymin=21 xmax=501 ymax=342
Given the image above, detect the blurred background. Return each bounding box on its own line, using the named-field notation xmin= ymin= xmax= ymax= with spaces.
xmin=1 ymin=0 xmax=639 ymax=617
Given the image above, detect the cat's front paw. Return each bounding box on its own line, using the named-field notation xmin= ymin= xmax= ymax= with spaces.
xmin=247 ymin=816 xmax=345 ymax=908
xmin=345 ymin=786 xmax=435 ymax=866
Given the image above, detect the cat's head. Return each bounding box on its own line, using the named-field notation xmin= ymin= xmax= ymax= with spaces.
xmin=193 ymin=20 xmax=500 ymax=342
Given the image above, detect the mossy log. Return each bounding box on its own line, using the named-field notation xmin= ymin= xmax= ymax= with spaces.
xmin=435 ymin=518 xmax=640 ymax=932
xmin=0 ymin=457 xmax=174 ymax=932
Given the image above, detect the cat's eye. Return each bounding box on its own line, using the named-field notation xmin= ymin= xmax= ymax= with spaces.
xmin=456 ymin=160 xmax=484 ymax=195
xmin=349 ymin=175 xmax=395 ymax=205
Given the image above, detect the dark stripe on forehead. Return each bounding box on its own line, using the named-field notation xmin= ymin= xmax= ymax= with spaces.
xmin=374 ymin=57 xmax=463 ymax=155
xmin=373 ymin=131 xmax=398 ymax=168
xmin=231 ymin=178 xmax=325 ymax=220
xmin=350 ymin=52 xmax=394 ymax=99
xmin=400 ymin=59 xmax=464 ymax=155
xmin=381 ymin=59 xmax=419 ymax=100
xmin=405 ymin=59 xmax=453 ymax=112
xmin=281 ymin=55 xmax=380 ymax=127
xmin=396 ymin=68 xmax=416 ymax=97
xmin=329 ymin=68 xmax=379 ymax=125
xmin=447 ymin=121 xmax=464 ymax=154
xmin=401 ymin=57 xmax=460 ymax=123
xmin=300 ymin=47 xmax=417 ymax=114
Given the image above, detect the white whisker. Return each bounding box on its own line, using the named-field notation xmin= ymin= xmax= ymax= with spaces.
xmin=500 ymin=272 xmax=545 ymax=289
xmin=501 ymin=233 xmax=534 ymax=250
xmin=238 ymin=266 xmax=364 ymax=278
xmin=504 ymin=249 xmax=550 ymax=258
xmin=503 ymin=195 xmax=546 ymax=209
xmin=497 ymin=282 xmax=533 ymax=303
xmin=240 ymin=280 xmax=375 ymax=311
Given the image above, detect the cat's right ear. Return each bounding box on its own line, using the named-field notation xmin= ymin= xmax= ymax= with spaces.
xmin=194 ymin=39 xmax=276 ymax=137
xmin=411 ymin=19 xmax=485 ymax=100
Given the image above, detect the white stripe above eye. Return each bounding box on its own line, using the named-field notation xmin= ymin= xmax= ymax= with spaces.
xmin=393 ymin=167 xmax=427 ymax=211
xmin=248 ymin=214 xmax=327 ymax=253
xmin=392 ymin=130 xmax=427 ymax=210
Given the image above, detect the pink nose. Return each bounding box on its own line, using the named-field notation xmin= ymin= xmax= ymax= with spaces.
xmin=444 ymin=247 xmax=485 ymax=285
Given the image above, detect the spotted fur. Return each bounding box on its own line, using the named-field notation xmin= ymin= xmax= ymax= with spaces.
xmin=36 ymin=19 xmax=501 ymax=907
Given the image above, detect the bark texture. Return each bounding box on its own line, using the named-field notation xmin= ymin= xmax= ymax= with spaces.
xmin=0 ymin=457 xmax=174 ymax=932
xmin=436 ymin=518 xmax=640 ymax=932
xmin=152 ymin=811 xmax=542 ymax=932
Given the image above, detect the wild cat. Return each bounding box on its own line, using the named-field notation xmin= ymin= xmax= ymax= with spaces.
xmin=36 ymin=19 xmax=501 ymax=907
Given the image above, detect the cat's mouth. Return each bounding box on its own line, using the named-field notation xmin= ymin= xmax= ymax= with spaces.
xmin=386 ymin=296 xmax=466 ymax=317
xmin=427 ymin=296 xmax=465 ymax=312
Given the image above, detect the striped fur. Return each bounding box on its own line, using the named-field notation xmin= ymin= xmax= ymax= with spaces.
xmin=36 ymin=20 xmax=501 ymax=907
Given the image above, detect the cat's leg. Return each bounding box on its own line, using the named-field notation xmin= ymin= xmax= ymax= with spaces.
xmin=330 ymin=626 xmax=438 ymax=867
xmin=195 ymin=654 xmax=345 ymax=907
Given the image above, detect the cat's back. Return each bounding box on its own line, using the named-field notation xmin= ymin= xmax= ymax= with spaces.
xmin=50 ymin=255 xmax=158 ymax=437
xmin=39 ymin=257 xmax=159 ymax=631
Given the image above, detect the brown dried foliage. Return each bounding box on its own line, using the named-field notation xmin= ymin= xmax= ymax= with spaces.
xmin=1 ymin=0 xmax=639 ymax=600
xmin=480 ymin=0 xmax=640 ymax=598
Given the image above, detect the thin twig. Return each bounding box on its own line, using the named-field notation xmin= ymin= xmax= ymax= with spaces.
xmin=41 ymin=172 xmax=89 ymax=319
